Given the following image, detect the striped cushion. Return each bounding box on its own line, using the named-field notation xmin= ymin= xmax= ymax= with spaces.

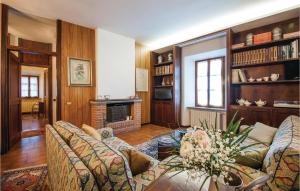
xmin=262 ymin=115 xmax=300 ymax=191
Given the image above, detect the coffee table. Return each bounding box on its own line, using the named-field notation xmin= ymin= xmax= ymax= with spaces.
xmin=145 ymin=171 xmax=216 ymax=191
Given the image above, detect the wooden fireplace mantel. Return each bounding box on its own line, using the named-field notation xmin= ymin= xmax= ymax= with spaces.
xmin=90 ymin=98 xmax=142 ymax=105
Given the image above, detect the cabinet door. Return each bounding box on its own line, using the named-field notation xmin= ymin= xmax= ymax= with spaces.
xmin=272 ymin=108 xmax=300 ymax=127
xmin=162 ymin=102 xmax=175 ymax=125
xmin=152 ymin=102 xmax=162 ymax=125
xmin=250 ymin=107 xmax=272 ymax=126
xmin=228 ymin=106 xmax=251 ymax=125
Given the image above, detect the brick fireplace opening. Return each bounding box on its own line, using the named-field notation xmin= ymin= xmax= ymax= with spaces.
xmin=90 ymin=99 xmax=141 ymax=134
xmin=107 ymin=103 xmax=131 ymax=123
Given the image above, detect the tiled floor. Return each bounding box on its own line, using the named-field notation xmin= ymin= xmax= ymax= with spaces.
xmin=0 ymin=124 xmax=172 ymax=173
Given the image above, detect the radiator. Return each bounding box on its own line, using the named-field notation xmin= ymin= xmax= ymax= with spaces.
xmin=21 ymin=99 xmax=40 ymax=113
xmin=190 ymin=109 xmax=226 ymax=130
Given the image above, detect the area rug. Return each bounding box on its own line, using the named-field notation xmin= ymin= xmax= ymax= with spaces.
xmin=1 ymin=164 xmax=48 ymax=191
xmin=135 ymin=138 xmax=159 ymax=159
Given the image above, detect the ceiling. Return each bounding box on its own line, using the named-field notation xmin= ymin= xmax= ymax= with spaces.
xmin=8 ymin=9 xmax=56 ymax=48
xmin=3 ymin=0 xmax=300 ymax=50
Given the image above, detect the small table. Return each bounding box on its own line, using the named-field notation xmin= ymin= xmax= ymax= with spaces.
xmin=145 ymin=171 xmax=215 ymax=191
xmin=156 ymin=129 xmax=191 ymax=160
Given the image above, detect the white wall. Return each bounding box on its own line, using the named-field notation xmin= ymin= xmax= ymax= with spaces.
xmin=181 ymin=36 xmax=226 ymax=126
xmin=96 ymin=29 xmax=135 ymax=99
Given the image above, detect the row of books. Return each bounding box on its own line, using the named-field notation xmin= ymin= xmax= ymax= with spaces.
xmin=232 ymin=39 xmax=299 ymax=65
xmin=232 ymin=69 xmax=247 ymax=83
xmin=154 ymin=64 xmax=173 ymax=76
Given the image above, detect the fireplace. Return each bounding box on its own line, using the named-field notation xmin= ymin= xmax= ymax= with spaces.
xmin=107 ymin=103 xmax=131 ymax=122
xmin=90 ymin=99 xmax=141 ymax=134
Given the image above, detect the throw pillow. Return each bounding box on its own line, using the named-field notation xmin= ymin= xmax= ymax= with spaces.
xmin=120 ymin=149 xmax=151 ymax=176
xmin=82 ymin=124 xmax=102 ymax=141
xmin=249 ymin=122 xmax=277 ymax=145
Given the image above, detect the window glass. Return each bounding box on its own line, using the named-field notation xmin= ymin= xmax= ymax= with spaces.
xmin=30 ymin=77 xmax=38 ymax=97
xmin=196 ymin=58 xmax=224 ymax=108
xmin=21 ymin=77 xmax=29 ymax=97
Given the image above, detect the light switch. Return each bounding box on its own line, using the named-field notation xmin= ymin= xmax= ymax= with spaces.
xmin=66 ymin=102 xmax=72 ymax=105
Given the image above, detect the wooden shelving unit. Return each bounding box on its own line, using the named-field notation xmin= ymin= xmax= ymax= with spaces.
xmin=231 ymin=58 xmax=299 ymax=68
xmin=227 ymin=17 xmax=300 ymax=127
xmin=150 ymin=47 xmax=181 ymax=127
xmin=231 ymin=36 xmax=299 ymax=51
xmin=232 ymin=80 xmax=300 ymax=85
xmin=153 ymin=73 xmax=173 ymax=77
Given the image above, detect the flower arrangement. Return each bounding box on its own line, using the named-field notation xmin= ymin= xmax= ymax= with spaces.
xmin=166 ymin=113 xmax=257 ymax=190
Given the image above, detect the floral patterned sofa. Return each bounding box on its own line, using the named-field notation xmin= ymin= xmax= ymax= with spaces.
xmin=46 ymin=115 xmax=299 ymax=191
xmin=234 ymin=115 xmax=300 ymax=191
xmin=45 ymin=121 xmax=178 ymax=191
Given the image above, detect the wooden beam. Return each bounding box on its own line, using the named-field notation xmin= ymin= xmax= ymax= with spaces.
xmin=56 ymin=20 xmax=62 ymax=121
xmin=1 ymin=4 xmax=9 ymax=154
xmin=7 ymin=45 xmax=57 ymax=56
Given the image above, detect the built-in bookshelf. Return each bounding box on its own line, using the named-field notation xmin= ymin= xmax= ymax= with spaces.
xmin=150 ymin=47 xmax=181 ymax=127
xmin=227 ymin=17 xmax=300 ymax=127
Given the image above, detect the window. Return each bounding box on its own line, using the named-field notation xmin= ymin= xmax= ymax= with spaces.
xmin=21 ymin=76 xmax=39 ymax=98
xmin=195 ymin=57 xmax=225 ymax=108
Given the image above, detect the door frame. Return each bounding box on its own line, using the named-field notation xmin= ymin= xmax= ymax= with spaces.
xmin=20 ymin=61 xmax=53 ymax=125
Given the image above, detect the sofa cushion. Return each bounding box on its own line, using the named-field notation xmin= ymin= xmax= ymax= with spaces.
xmin=70 ymin=132 xmax=135 ymax=191
xmin=231 ymin=163 xmax=268 ymax=189
xmin=249 ymin=122 xmax=277 ymax=145
xmin=235 ymin=137 xmax=269 ymax=169
xmin=53 ymin=121 xmax=84 ymax=144
xmin=120 ymin=149 xmax=151 ymax=176
xmin=82 ymin=124 xmax=102 ymax=141
xmin=97 ymin=128 xmax=114 ymax=139
xmin=263 ymin=115 xmax=300 ymax=191
xmin=103 ymin=137 xmax=159 ymax=167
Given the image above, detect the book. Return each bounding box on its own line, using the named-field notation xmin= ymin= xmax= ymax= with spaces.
xmin=232 ymin=43 xmax=245 ymax=49
xmin=232 ymin=69 xmax=239 ymax=83
xmin=253 ymin=32 xmax=272 ymax=45
xmin=283 ymin=31 xmax=300 ymax=39
xmin=237 ymin=69 xmax=247 ymax=82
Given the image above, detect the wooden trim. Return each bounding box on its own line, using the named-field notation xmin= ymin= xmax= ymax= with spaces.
xmin=7 ymin=45 xmax=56 ymax=56
xmin=195 ymin=57 xmax=225 ymax=109
xmin=226 ymin=29 xmax=232 ymax=113
xmin=1 ymin=4 xmax=9 ymax=154
xmin=56 ymin=20 xmax=62 ymax=121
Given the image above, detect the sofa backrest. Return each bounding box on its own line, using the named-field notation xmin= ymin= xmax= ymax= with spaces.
xmin=262 ymin=115 xmax=300 ymax=191
xmin=46 ymin=125 xmax=99 ymax=191
xmin=69 ymin=131 xmax=136 ymax=191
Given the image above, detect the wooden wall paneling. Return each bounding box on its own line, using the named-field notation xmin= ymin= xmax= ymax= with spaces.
xmin=60 ymin=21 xmax=95 ymax=127
xmin=135 ymin=43 xmax=151 ymax=124
xmin=1 ymin=4 xmax=9 ymax=154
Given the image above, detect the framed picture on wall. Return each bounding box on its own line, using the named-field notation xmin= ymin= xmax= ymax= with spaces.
xmin=68 ymin=57 xmax=92 ymax=86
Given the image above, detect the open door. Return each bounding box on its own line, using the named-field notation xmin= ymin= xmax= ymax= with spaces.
xmin=8 ymin=52 xmax=22 ymax=146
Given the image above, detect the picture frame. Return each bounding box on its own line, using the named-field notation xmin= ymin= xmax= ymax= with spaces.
xmin=68 ymin=57 xmax=92 ymax=86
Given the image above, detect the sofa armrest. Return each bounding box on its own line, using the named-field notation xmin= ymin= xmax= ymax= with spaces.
xmin=97 ymin=127 xmax=114 ymax=139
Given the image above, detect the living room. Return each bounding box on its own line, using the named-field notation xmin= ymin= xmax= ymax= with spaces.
xmin=1 ymin=1 xmax=299 ymax=191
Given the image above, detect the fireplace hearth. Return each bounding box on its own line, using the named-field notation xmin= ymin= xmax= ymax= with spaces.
xmin=90 ymin=99 xmax=142 ymax=134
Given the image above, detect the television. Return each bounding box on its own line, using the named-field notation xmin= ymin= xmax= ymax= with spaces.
xmin=154 ymin=88 xmax=172 ymax=100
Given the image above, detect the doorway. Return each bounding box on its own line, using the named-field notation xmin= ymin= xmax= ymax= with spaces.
xmin=20 ymin=66 xmax=50 ymax=137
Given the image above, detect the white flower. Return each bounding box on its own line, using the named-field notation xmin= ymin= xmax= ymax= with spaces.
xmin=180 ymin=140 xmax=194 ymax=158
